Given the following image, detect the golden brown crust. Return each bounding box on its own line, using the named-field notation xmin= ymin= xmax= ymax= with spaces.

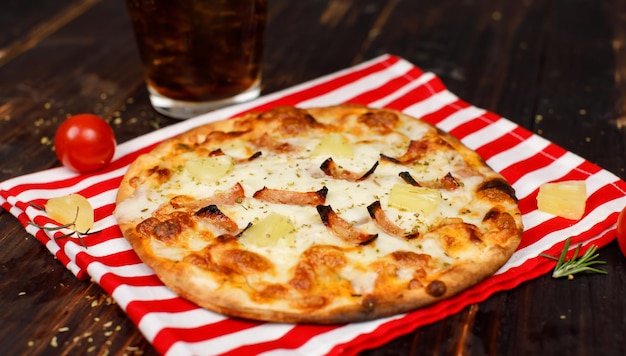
xmin=115 ymin=105 xmax=523 ymax=324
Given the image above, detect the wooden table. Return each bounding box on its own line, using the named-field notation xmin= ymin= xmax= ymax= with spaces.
xmin=2 ymin=0 xmax=625 ymax=355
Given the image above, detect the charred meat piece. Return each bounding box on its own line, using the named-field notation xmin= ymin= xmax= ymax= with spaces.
xmin=380 ymin=135 xmax=452 ymax=164
xmin=210 ymin=148 xmax=262 ymax=162
xmin=399 ymin=171 xmax=460 ymax=191
xmin=254 ymin=186 xmax=328 ymax=206
xmin=195 ymin=204 xmax=239 ymax=233
xmin=316 ymin=205 xmax=378 ymax=245
xmin=367 ymin=201 xmax=419 ymax=239
xmin=170 ymin=182 xmax=245 ymax=209
xmin=398 ymin=171 xmax=422 ymax=187
xmin=320 ymin=158 xmax=379 ymax=181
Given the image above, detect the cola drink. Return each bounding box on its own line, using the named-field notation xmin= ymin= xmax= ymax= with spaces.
xmin=125 ymin=0 xmax=267 ymax=118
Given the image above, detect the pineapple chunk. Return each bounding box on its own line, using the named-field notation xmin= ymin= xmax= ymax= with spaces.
xmin=45 ymin=194 xmax=94 ymax=232
xmin=537 ymin=180 xmax=587 ymax=220
xmin=240 ymin=213 xmax=296 ymax=247
xmin=388 ymin=183 xmax=442 ymax=215
xmin=185 ymin=155 xmax=234 ymax=182
xmin=311 ymin=134 xmax=353 ymax=157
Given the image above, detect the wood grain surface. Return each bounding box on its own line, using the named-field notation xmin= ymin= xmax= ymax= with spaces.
xmin=1 ymin=0 xmax=625 ymax=355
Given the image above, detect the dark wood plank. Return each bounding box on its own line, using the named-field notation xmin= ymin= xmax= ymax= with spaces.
xmin=0 ymin=0 xmax=98 ymax=65
xmin=263 ymin=0 xmax=384 ymax=92
xmin=0 ymin=0 xmax=160 ymax=180
xmin=0 ymin=0 xmax=163 ymax=354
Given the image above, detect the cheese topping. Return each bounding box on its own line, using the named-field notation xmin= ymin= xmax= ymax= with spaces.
xmin=116 ymin=125 xmax=484 ymax=270
xmin=114 ymin=106 xmax=523 ymax=323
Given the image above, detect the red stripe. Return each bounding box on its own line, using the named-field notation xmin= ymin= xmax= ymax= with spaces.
xmin=587 ymin=180 xmax=626 ymax=210
xmin=499 ymin=143 xmax=568 ymax=185
xmin=420 ymin=99 xmax=470 ymax=126
xmin=1 ymin=207 xmax=84 ymax=278
xmin=220 ymin=324 xmax=342 ymax=356
xmin=474 ymin=125 xmax=533 ymax=162
xmin=94 ymin=203 xmax=116 ymax=222
xmin=385 ymin=75 xmax=447 ymax=111
xmin=517 ymin=190 xmax=539 ymax=216
xmin=2 ymin=143 xmax=158 ymax=198
xmin=124 ymin=297 xmax=200 ymax=330
xmin=447 ymin=115 xmax=493 ymax=141
xmin=241 ymin=55 xmax=401 ymax=115
xmin=84 ymin=178 xmax=123 ymax=199
xmin=99 ymin=273 xmax=163 ymax=291
xmin=77 ymin=248 xmax=143 ymax=267
xmin=517 ymin=217 xmax=572 ymax=250
xmin=347 ymin=66 xmax=424 ymax=105
xmin=71 ymin=225 xmax=123 ymax=247
xmin=127 ymin=298 xmax=198 ymax=315
xmin=15 ymin=198 xmax=45 ymax=213
xmin=152 ymin=318 xmax=261 ymax=354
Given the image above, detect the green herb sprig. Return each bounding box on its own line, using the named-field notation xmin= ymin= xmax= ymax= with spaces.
xmin=540 ymin=237 xmax=607 ymax=279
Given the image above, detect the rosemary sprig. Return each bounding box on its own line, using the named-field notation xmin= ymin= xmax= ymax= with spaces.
xmin=27 ymin=205 xmax=100 ymax=249
xmin=540 ymin=237 xmax=607 ymax=279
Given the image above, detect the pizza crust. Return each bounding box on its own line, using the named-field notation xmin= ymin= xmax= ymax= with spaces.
xmin=115 ymin=105 xmax=523 ymax=324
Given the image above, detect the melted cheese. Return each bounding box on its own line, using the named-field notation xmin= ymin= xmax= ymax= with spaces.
xmin=114 ymin=109 xmax=499 ymax=302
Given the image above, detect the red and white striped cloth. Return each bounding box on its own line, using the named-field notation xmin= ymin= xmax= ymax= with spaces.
xmin=2 ymin=54 xmax=625 ymax=355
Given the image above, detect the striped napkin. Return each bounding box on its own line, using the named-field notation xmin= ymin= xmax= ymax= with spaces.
xmin=1 ymin=54 xmax=624 ymax=355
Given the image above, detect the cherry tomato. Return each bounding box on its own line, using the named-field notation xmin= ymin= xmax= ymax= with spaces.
xmin=617 ymin=206 xmax=626 ymax=257
xmin=54 ymin=114 xmax=116 ymax=173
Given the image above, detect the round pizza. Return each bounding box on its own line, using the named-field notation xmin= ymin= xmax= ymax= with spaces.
xmin=114 ymin=105 xmax=523 ymax=324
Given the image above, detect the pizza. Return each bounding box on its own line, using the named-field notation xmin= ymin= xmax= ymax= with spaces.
xmin=114 ymin=105 xmax=523 ymax=324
